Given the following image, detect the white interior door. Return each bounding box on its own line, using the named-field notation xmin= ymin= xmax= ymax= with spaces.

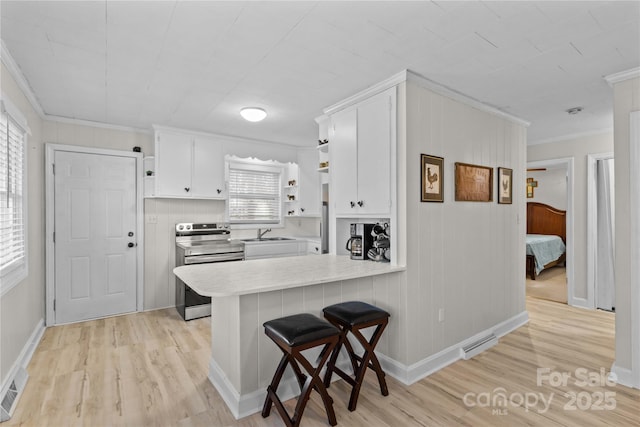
xmin=54 ymin=150 xmax=138 ymax=324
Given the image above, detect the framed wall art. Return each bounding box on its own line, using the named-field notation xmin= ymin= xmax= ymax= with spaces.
xmin=526 ymin=177 xmax=537 ymax=198
xmin=421 ymin=154 xmax=444 ymax=202
xmin=454 ymin=162 xmax=493 ymax=202
xmin=498 ymin=167 xmax=513 ymax=204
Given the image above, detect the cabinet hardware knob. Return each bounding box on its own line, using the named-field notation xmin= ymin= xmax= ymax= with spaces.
xmin=217 ymin=189 xmax=222 ymax=194
xmin=185 ymin=187 xmax=190 ymax=192
xmin=300 ymin=208 xmax=305 ymax=212
xmin=357 ymin=200 xmax=364 ymax=207
xmin=350 ymin=201 xmax=355 ymax=208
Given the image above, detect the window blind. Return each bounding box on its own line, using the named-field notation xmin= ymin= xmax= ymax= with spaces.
xmin=228 ymin=165 xmax=282 ymax=224
xmin=0 ymin=111 xmax=26 ymax=275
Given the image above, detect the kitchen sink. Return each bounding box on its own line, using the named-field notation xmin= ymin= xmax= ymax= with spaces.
xmin=241 ymin=237 xmax=295 ymax=242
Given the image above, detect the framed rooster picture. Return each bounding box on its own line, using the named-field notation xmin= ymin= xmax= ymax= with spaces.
xmin=498 ymin=167 xmax=513 ymax=204
xmin=421 ymin=154 xmax=444 ymax=202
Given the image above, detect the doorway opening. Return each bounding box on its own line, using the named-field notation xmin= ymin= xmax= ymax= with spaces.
xmin=526 ymin=158 xmax=574 ymax=306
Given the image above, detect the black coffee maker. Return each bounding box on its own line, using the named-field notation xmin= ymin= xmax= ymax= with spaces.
xmin=346 ymin=223 xmax=375 ymax=260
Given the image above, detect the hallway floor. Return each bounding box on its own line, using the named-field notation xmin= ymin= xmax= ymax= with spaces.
xmin=526 ymin=265 xmax=567 ymax=304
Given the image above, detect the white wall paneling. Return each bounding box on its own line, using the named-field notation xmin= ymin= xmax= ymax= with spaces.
xmin=402 ymin=76 xmax=528 ymax=366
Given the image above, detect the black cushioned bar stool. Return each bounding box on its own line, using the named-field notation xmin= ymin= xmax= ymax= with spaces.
xmin=262 ymin=313 xmax=340 ymax=427
xmin=322 ymin=301 xmax=390 ymax=411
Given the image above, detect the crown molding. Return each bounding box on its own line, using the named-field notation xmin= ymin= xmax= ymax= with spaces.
xmin=322 ymin=69 xmax=408 ymax=116
xmin=405 ymin=70 xmax=530 ymax=127
xmin=1 ymin=40 xmax=45 ymax=118
xmin=2 ymin=40 xmax=152 ymax=135
xmin=47 ymin=115 xmax=151 ymax=134
xmin=152 ymin=124 xmax=303 ymax=150
xmin=321 ymin=69 xmax=529 ymax=128
xmin=528 ymin=128 xmax=613 ymax=146
xmin=604 ymin=67 xmax=640 ymax=86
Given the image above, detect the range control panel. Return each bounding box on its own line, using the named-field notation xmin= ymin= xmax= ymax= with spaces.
xmin=175 ymin=223 xmax=230 ymax=234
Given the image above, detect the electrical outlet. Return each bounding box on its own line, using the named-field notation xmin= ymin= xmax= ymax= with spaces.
xmin=147 ymin=215 xmax=158 ymax=224
xmin=438 ymin=308 xmax=445 ymax=323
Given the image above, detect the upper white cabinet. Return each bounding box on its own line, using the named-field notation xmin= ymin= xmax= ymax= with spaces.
xmin=155 ymin=129 xmax=225 ymax=199
xmin=297 ymin=149 xmax=321 ymax=216
xmin=192 ymin=137 xmax=225 ymax=198
xmin=330 ymin=88 xmax=395 ymax=215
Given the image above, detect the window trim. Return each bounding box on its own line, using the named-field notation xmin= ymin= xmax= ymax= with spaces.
xmin=0 ymin=96 xmax=29 ymax=296
xmin=225 ymin=156 xmax=286 ymax=230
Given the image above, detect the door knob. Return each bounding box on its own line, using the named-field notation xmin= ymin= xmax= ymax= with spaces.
xmin=185 ymin=187 xmax=190 ymax=192
xmin=357 ymin=200 xmax=364 ymax=207
xmin=217 ymin=189 xmax=222 ymax=194
xmin=350 ymin=201 xmax=355 ymax=208
xmin=128 ymin=242 xmax=135 ymax=248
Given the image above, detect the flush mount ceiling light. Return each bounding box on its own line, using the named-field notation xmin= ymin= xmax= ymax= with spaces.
xmin=566 ymin=107 xmax=583 ymax=115
xmin=240 ymin=107 xmax=267 ymax=122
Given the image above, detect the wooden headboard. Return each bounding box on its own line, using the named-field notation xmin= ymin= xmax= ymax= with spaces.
xmin=527 ymin=202 xmax=566 ymax=243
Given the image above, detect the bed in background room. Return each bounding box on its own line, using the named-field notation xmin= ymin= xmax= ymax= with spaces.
xmin=526 ymin=202 xmax=567 ymax=280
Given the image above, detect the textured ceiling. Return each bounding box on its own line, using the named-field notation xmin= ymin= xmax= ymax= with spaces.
xmin=1 ymin=1 xmax=639 ymax=146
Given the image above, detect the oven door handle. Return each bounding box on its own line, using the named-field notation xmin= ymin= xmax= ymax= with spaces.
xmin=184 ymin=253 xmax=244 ymax=264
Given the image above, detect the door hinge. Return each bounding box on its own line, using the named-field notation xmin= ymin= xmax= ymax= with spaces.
xmin=52 ymin=163 xmax=55 ymax=175
xmin=53 ymin=299 xmax=56 ymax=311
xmin=53 ymin=232 xmax=55 ymax=243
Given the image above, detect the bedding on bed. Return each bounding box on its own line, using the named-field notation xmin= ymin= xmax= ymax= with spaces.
xmin=526 ymin=234 xmax=566 ymax=275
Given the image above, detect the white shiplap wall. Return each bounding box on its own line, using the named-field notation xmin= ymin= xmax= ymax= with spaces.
xmin=402 ymin=79 xmax=527 ymax=365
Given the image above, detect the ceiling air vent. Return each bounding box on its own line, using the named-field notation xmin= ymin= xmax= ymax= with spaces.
xmin=0 ymin=367 xmax=28 ymax=422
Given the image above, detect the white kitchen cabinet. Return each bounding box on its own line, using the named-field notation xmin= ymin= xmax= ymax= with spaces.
xmin=330 ymin=108 xmax=358 ymax=213
xmin=154 ymin=129 xmax=225 ymax=199
xmin=306 ymin=240 xmax=321 ymax=255
xmin=297 ymin=149 xmax=321 ymax=216
xmin=192 ymin=137 xmax=225 ymax=198
xmin=330 ymin=88 xmax=394 ymax=216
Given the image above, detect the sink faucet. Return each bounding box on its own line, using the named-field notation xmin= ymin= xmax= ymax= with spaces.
xmin=257 ymin=228 xmax=272 ymax=239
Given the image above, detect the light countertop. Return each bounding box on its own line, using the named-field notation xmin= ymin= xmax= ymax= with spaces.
xmin=173 ymin=255 xmax=405 ymax=297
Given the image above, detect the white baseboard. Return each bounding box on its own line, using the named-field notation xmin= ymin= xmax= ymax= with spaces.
xmin=382 ymin=310 xmax=529 ymax=386
xmin=0 ymin=318 xmax=45 ymax=411
xmin=209 ymin=357 xmax=352 ymax=420
xmin=569 ymin=296 xmax=592 ymax=310
xmin=611 ymin=362 xmax=640 ymax=389
xmin=207 ymin=311 xmax=529 ymax=419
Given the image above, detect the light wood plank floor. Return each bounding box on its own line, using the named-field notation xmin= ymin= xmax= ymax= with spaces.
xmin=526 ymin=266 xmax=567 ymax=304
xmin=5 ymin=299 xmax=639 ymax=426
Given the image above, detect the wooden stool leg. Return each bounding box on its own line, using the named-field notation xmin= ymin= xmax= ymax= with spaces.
xmin=347 ymin=321 xmax=388 ymax=411
xmin=322 ymin=329 xmax=346 ymax=388
xmin=293 ymin=342 xmax=338 ymax=426
xmin=262 ymin=352 xmax=290 ymax=418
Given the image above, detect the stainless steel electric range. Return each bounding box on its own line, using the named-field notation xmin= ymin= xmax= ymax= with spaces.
xmin=174 ymin=222 xmax=244 ymax=320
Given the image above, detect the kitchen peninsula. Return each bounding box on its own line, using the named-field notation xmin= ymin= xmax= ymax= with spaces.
xmin=173 ymin=255 xmax=405 ymax=419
